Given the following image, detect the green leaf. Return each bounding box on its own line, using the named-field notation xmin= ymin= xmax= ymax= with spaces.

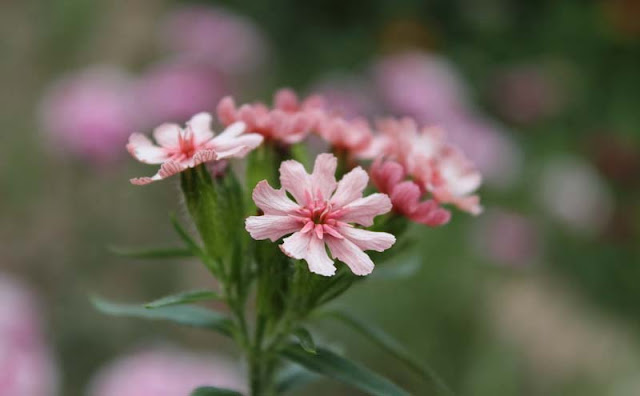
xmin=190 ymin=386 xmax=243 ymax=396
xmin=281 ymin=344 xmax=410 ymax=396
xmin=145 ymin=290 xmax=220 ymax=309
xmin=91 ymin=296 xmax=233 ymax=337
xmin=323 ymin=310 xmax=453 ymax=395
xmin=107 ymin=245 xmax=193 ymax=259
xmin=169 ymin=214 xmax=206 ymax=258
xmin=275 ymin=364 xmax=319 ymax=394
xmin=293 ymin=327 xmax=316 ymax=354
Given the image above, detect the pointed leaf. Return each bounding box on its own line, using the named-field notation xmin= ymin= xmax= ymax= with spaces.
xmin=293 ymin=327 xmax=316 ymax=354
xmin=145 ymin=290 xmax=220 ymax=309
xmin=275 ymin=364 xmax=319 ymax=394
xmin=190 ymin=386 xmax=243 ymax=396
xmin=324 ymin=310 xmax=453 ymax=395
xmin=91 ymin=296 xmax=233 ymax=337
xmin=281 ymin=344 xmax=410 ymax=396
xmin=108 ymin=245 xmax=193 ymax=259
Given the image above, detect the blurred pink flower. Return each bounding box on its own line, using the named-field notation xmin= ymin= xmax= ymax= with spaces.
xmin=0 ymin=273 xmax=58 ymax=396
xmin=246 ymin=153 xmax=395 ymax=276
xmin=39 ymin=66 xmax=137 ymax=163
xmin=217 ymin=89 xmax=323 ymax=144
xmin=492 ymin=64 xmax=564 ymax=125
xmin=316 ymin=116 xmax=373 ymax=155
xmin=136 ymin=59 xmax=228 ymax=127
xmin=538 ymin=156 xmax=613 ymax=235
xmin=128 ymin=112 xmax=262 ymax=185
xmin=473 ymin=210 xmax=541 ymax=266
xmin=373 ymin=51 xmax=469 ymax=124
xmin=160 ymin=5 xmax=267 ymax=74
xmin=88 ymin=347 xmax=244 ymax=396
xmin=309 ymin=75 xmax=379 ymax=118
xmin=370 ymin=159 xmax=450 ymax=226
xmin=373 ymin=51 xmax=522 ymax=187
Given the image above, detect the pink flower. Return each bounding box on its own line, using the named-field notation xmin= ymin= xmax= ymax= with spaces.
xmin=370 ymin=159 xmax=450 ymax=226
xmin=0 ymin=273 xmax=59 ymax=396
xmin=245 ymin=153 xmax=395 ymax=276
xmin=216 ymin=89 xmax=324 ymax=144
xmin=88 ymin=347 xmax=244 ymax=396
xmin=316 ymin=116 xmax=373 ymax=154
xmin=136 ymin=59 xmax=228 ymax=127
xmin=417 ymin=146 xmax=483 ymax=215
xmin=127 ymin=112 xmax=263 ymax=185
xmin=160 ymin=5 xmax=267 ymax=74
xmin=38 ymin=66 xmax=137 ymax=164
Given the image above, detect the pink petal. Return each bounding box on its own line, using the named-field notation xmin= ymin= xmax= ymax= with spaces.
xmin=127 ymin=133 xmax=168 ymax=164
xmin=340 ymin=193 xmax=392 ymax=226
xmin=192 ymin=149 xmax=218 ymax=166
xmin=410 ymin=202 xmax=451 ymax=226
xmin=152 ymin=123 xmax=180 ymax=148
xmin=325 ymin=236 xmax=374 ymax=276
xmin=245 ymin=215 xmax=301 ymax=241
xmin=215 ymin=121 xmax=246 ymax=141
xmin=279 ymin=159 xmax=312 ymax=204
xmin=130 ymin=160 xmax=186 ymax=185
xmin=331 ymin=166 xmax=369 ymax=208
xmin=187 ymin=112 xmax=214 ymax=144
xmin=210 ymin=131 xmax=263 ymax=157
xmin=280 ymin=230 xmax=312 ymax=259
xmin=216 ymin=96 xmax=238 ymax=125
xmin=389 ymin=181 xmax=421 ymax=214
xmin=339 ymin=226 xmax=395 ymax=252
xmin=252 ymin=180 xmax=299 ymax=215
xmin=305 ymin=235 xmax=336 ymax=276
xmin=311 ymin=153 xmax=337 ymax=200
xmin=370 ymin=159 xmax=405 ymax=194
xmin=274 ymin=88 xmax=299 ymax=111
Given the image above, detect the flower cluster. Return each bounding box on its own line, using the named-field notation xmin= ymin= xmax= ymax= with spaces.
xmin=127 ymin=88 xmax=482 ymax=275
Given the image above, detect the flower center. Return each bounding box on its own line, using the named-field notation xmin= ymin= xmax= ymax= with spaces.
xmin=178 ymin=128 xmax=197 ymax=157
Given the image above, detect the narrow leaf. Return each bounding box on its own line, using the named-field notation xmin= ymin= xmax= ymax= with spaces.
xmin=169 ymin=214 xmax=206 ymax=258
xmin=325 ymin=310 xmax=453 ymax=395
xmin=275 ymin=364 xmax=319 ymax=394
xmin=281 ymin=344 xmax=410 ymax=396
xmin=91 ymin=296 xmax=233 ymax=337
xmin=190 ymin=386 xmax=243 ymax=396
xmin=145 ymin=290 xmax=220 ymax=309
xmin=107 ymin=245 xmax=193 ymax=259
xmin=293 ymin=327 xmax=316 ymax=354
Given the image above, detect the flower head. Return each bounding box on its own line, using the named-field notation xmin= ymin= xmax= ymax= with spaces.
xmin=370 ymin=159 xmax=450 ymax=226
xmin=127 ymin=112 xmax=263 ymax=184
xmin=316 ymin=116 xmax=373 ymax=154
xmin=245 ymin=153 xmax=395 ymax=276
xmin=216 ymin=89 xmax=324 ymax=144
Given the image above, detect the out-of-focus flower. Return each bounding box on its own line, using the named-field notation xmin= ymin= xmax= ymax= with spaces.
xmin=127 ymin=112 xmax=262 ymax=185
xmin=472 ymin=209 xmax=541 ymax=266
xmin=373 ymin=51 xmax=469 ymax=124
xmin=373 ymin=51 xmax=522 ymax=188
xmin=246 ymin=153 xmax=395 ymax=276
xmin=492 ymin=64 xmax=564 ymax=125
xmin=39 ymin=66 xmax=137 ymax=163
xmin=217 ymin=89 xmax=323 ymax=144
xmin=316 ymin=116 xmax=373 ymax=155
xmin=538 ymin=156 xmax=614 ymax=235
xmin=309 ymin=75 xmax=379 ymax=118
xmin=160 ymin=5 xmax=267 ymax=74
xmin=0 ymin=273 xmax=58 ymax=396
xmin=88 ymin=347 xmax=244 ymax=396
xmin=136 ymin=59 xmax=228 ymax=127
xmin=370 ymin=159 xmax=450 ymax=226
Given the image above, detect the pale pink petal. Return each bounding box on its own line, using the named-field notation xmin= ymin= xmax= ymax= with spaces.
xmin=187 ymin=112 xmax=215 ymax=144
xmin=453 ymin=195 xmax=483 ymax=215
xmin=311 ymin=153 xmax=337 ymax=200
xmin=274 ymin=88 xmax=299 ymax=111
xmin=130 ymin=160 xmax=186 ymax=185
xmin=245 ymin=215 xmax=301 ymax=241
xmin=409 ymin=200 xmax=451 ymax=226
xmin=331 ymin=166 xmax=369 ymax=208
xmin=211 ymin=131 xmax=263 ymax=155
xmin=305 ymin=236 xmax=336 ymax=276
xmin=217 ymin=96 xmax=238 ymax=125
xmin=214 ymin=121 xmax=246 ymax=141
xmin=340 ymin=193 xmax=393 ymax=226
xmin=192 ymin=149 xmax=218 ymax=166
xmin=338 ymin=226 xmax=395 ymax=252
xmin=280 ymin=231 xmax=312 ymax=259
xmin=252 ymin=180 xmax=299 ymax=215
xmin=279 ymin=159 xmax=312 ymax=204
xmin=325 ymin=236 xmax=375 ymax=276
xmin=152 ymin=123 xmax=180 ymax=148
xmin=127 ymin=133 xmax=168 ymax=164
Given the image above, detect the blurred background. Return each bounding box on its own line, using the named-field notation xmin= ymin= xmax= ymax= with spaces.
xmin=1 ymin=0 xmax=640 ymax=395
